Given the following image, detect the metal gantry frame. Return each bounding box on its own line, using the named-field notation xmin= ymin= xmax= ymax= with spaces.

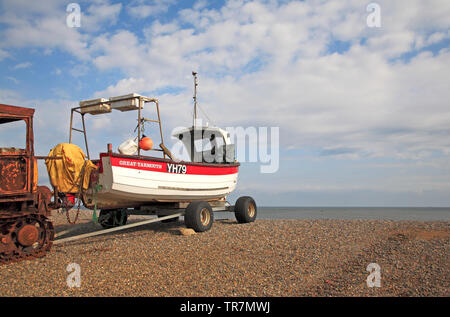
xmin=69 ymin=96 xmax=167 ymax=160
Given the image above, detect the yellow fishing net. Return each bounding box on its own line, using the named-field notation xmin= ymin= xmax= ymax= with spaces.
xmin=45 ymin=143 xmax=97 ymax=193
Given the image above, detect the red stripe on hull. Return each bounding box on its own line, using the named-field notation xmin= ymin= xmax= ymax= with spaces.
xmin=106 ymin=155 xmax=239 ymax=176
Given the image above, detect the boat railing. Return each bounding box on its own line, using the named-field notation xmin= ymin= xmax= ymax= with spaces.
xmin=69 ymin=95 xmax=167 ymax=160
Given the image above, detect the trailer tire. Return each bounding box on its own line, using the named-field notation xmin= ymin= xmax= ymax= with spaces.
xmin=234 ymin=196 xmax=257 ymax=223
xmin=98 ymin=209 xmax=128 ymax=228
xmin=185 ymin=201 xmax=214 ymax=232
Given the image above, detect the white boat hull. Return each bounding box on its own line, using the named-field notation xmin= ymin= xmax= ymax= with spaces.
xmin=83 ymin=153 xmax=239 ymax=209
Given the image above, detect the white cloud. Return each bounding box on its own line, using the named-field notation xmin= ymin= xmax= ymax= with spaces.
xmin=93 ymin=77 xmax=149 ymax=97
xmin=91 ymin=30 xmax=145 ymax=70
xmin=0 ymin=48 xmax=9 ymax=61
xmin=6 ymin=76 xmax=19 ymax=84
xmin=415 ymin=30 xmax=450 ymax=50
xmin=0 ymin=89 xmax=21 ymax=104
xmin=127 ymin=0 xmax=175 ymax=19
xmin=69 ymin=64 xmax=90 ymax=77
xmin=12 ymin=61 xmax=32 ymax=69
xmin=145 ymin=21 xmax=179 ymax=37
xmin=82 ymin=2 xmax=123 ymax=32
xmin=0 ymin=0 xmax=123 ymax=60
xmin=0 ymin=16 xmax=90 ymax=60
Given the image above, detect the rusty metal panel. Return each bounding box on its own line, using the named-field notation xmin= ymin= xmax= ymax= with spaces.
xmin=0 ymin=105 xmax=34 ymax=197
xmin=0 ymin=104 xmax=35 ymax=117
xmin=0 ymin=156 xmax=28 ymax=194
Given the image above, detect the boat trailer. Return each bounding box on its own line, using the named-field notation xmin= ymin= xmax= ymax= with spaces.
xmin=54 ymin=212 xmax=185 ymax=245
xmin=53 ymin=201 xmax=250 ymax=245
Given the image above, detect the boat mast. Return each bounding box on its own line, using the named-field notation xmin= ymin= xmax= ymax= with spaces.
xmin=192 ymin=71 xmax=198 ymax=127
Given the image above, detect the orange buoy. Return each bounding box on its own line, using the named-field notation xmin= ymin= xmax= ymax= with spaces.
xmin=139 ymin=135 xmax=153 ymax=151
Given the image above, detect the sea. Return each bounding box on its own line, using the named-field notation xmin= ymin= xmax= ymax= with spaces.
xmin=214 ymin=207 xmax=450 ymax=221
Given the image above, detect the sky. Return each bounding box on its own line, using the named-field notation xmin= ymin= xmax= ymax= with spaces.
xmin=0 ymin=0 xmax=449 ymax=207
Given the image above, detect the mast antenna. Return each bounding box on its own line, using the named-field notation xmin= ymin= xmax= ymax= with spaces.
xmin=192 ymin=71 xmax=198 ymax=127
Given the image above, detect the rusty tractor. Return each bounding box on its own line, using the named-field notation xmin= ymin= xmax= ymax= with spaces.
xmin=0 ymin=104 xmax=55 ymax=264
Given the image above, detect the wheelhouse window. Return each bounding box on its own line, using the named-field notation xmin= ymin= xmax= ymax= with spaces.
xmin=173 ymin=127 xmax=236 ymax=164
xmin=194 ymin=134 xmax=225 ymax=153
xmin=0 ymin=118 xmax=27 ymax=154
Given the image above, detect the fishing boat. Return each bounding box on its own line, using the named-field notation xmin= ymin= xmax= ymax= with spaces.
xmin=67 ymin=73 xmax=240 ymax=212
xmin=48 ymin=72 xmax=256 ymax=231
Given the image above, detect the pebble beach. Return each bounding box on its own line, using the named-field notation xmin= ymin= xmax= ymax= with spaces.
xmin=0 ymin=210 xmax=448 ymax=297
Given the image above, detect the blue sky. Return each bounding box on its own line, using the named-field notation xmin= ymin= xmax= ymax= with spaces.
xmin=1 ymin=0 xmax=450 ymax=206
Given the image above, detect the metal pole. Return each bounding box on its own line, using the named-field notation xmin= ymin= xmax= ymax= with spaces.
xmin=192 ymin=72 xmax=198 ymax=127
xmin=53 ymin=212 xmax=184 ymax=245
xmin=192 ymin=71 xmax=198 ymax=127
xmin=138 ymin=97 xmax=141 ymax=156
xmin=28 ymin=117 xmax=33 ymax=192
xmin=155 ymin=100 xmax=166 ymax=159
xmin=69 ymin=108 xmax=74 ymax=143
xmin=81 ymin=113 xmax=90 ymax=160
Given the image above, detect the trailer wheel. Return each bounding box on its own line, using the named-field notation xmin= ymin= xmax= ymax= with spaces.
xmin=234 ymin=196 xmax=257 ymax=223
xmin=184 ymin=201 xmax=214 ymax=232
xmin=98 ymin=209 xmax=128 ymax=228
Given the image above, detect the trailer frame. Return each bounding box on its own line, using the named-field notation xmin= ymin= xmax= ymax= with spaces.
xmin=53 ymin=201 xmax=236 ymax=245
